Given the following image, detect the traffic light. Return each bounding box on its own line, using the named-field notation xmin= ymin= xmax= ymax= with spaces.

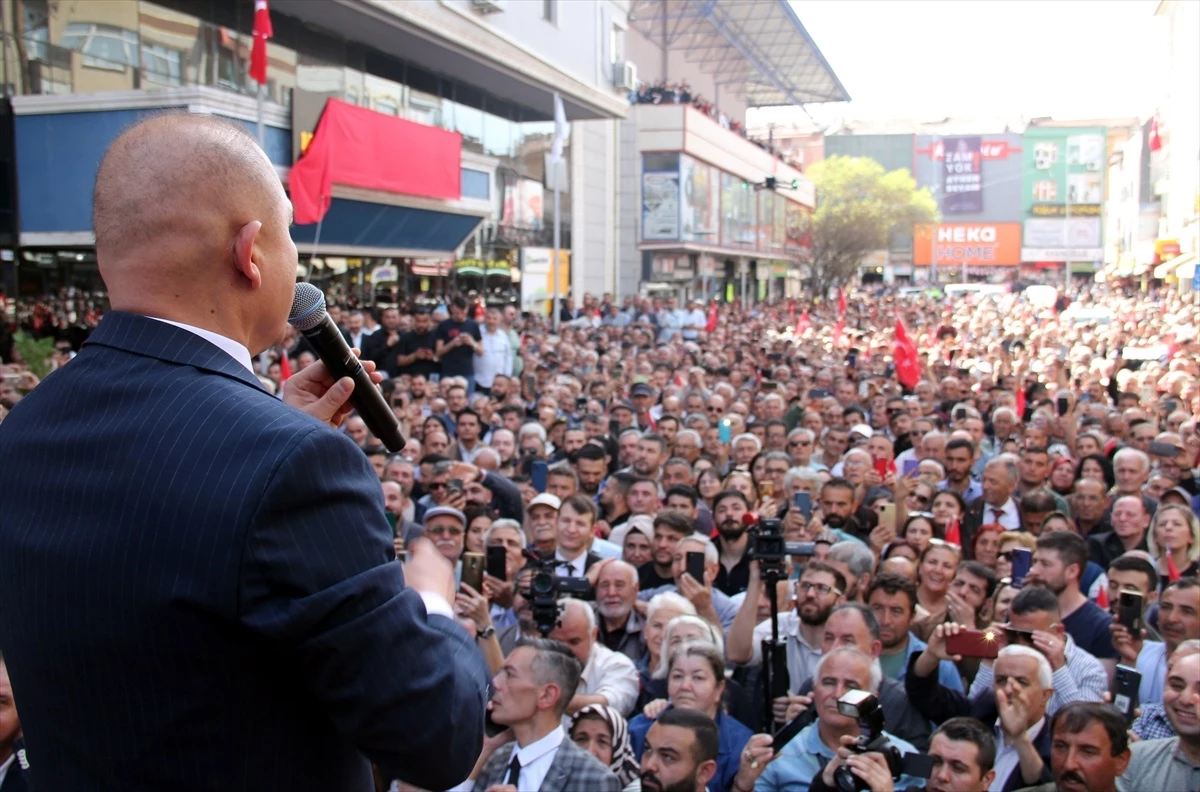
xmin=763 ymin=177 xmax=800 ymax=191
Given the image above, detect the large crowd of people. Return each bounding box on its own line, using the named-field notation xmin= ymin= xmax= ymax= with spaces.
xmin=2 ymin=280 xmax=1199 ymax=792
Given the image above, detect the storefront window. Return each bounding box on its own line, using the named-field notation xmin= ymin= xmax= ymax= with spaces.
xmin=454 ymin=101 xmax=485 ymax=155
xmin=483 ymin=111 xmax=515 ymax=159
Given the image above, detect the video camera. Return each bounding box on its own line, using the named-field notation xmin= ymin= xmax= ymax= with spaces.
xmin=747 ymin=517 xmax=814 ymax=577
xmin=833 ymin=691 xmax=932 ymax=792
xmin=525 ymin=550 xmax=591 ymax=636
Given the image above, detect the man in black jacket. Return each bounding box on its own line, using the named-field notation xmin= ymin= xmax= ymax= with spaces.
xmin=906 ymin=624 xmax=1054 ymax=792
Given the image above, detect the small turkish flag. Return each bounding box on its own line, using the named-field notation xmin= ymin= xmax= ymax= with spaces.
xmin=837 ymin=287 xmax=847 ymax=316
xmin=1149 ymin=112 xmax=1163 ymax=153
xmin=249 ymin=0 xmax=273 ymax=86
xmin=705 ymin=301 xmax=718 ymax=333
xmin=795 ymin=310 xmax=810 ymax=336
xmin=944 ymin=517 xmax=961 ymax=548
xmin=894 ymin=319 xmax=921 ymax=390
xmin=278 ymin=350 xmax=291 ymax=382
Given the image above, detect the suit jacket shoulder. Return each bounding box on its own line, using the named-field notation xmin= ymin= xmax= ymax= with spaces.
xmin=477 ymin=742 xmax=517 ymax=789
xmin=541 ymin=739 xmax=620 ymax=792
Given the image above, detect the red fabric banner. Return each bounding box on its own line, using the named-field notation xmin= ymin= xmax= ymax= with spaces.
xmin=837 ymin=287 xmax=847 ymax=315
xmin=290 ymin=98 xmax=463 ymax=224
xmin=894 ymin=319 xmax=921 ymax=390
xmin=795 ymin=310 xmax=810 ymax=336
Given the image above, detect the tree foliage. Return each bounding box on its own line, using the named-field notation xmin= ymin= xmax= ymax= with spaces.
xmin=13 ymin=333 xmax=56 ymax=381
xmin=802 ymin=155 xmax=938 ymax=294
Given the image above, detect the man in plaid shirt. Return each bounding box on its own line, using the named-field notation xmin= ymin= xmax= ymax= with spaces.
xmin=1133 ymin=640 xmax=1200 ymax=740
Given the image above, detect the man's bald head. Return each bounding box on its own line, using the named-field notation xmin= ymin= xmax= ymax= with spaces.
xmin=93 ymin=114 xmax=296 ymax=354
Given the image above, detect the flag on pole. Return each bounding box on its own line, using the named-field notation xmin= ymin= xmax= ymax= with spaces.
xmin=944 ymin=516 xmax=961 ymax=548
xmin=705 ymin=300 xmax=719 ymax=333
xmin=551 ymin=93 xmax=569 ymax=163
xmin=894 ymin=319 xmax=921 ymax=390
xmin=249 ymin=0 xmax=273 ymax=85
xmin=1149 ymin=111 xmax=1163 ymax=152
xmin=278 ymin=349 xmax=291 ymax=382
xmin=795 ymin=310 xmax=810 ymax=336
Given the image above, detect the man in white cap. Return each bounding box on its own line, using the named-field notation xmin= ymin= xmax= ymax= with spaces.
xmin=423 ymin=505 xmax=468 ymax=581
xmin=526 ymin=493 xmax=561 ymax=556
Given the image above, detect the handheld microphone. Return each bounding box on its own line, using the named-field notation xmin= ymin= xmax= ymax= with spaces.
xmin=288 ymin=283 xmax=404 ymax=452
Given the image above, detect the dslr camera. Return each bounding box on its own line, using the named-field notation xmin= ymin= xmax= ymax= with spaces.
xmin=527 ymin=553 xmax=591 ymax=636
xmin=833 ymin=691 xmax=931 ymax=792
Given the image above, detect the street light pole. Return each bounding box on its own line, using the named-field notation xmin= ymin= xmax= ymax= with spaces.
xmin=1064 ymin=181 xmax=1072 ymax=291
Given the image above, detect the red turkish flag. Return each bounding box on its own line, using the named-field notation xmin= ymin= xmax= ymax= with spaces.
xmin=1149 ymin=112 xmax=1163 ymax=152
xmin=278 ymin=350 xmax=291 ymax=382
xmin=833 ymin=317 xmax=844 ymax=342
xmin=705 ymin=301 xmax=719 ymax=332
xmin=944 ymin=517 xmax=961 ymax=548
xmin=837 ymin=287 xmax=847 ymax=316
xmin=893 ymin=319 xmax=921 ymax=390
xmin=249 ymin=0 xmax=273 ymax=85
xmin=795 ymin=310 xmax=810 ymax=336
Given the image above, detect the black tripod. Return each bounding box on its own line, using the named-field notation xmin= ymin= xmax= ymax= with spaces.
xmin=759 ymin=559 xmax=791 ymax=734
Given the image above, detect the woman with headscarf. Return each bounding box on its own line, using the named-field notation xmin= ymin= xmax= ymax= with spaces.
xmin=569 ymin=704 xmax=642 ymax=792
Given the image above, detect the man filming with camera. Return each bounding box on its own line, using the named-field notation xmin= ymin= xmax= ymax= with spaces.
xmin=809 ymin=716 xmax=998 ymax=792
xmin=754 ymin=647 xmax=924 ymax=792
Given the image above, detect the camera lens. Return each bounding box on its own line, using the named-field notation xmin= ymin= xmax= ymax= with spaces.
xmin=531 ymin=574 xmax=554 ymax=595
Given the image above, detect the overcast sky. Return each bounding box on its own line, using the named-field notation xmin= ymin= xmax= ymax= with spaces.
xmin=749 ymin=0 xmax=1164 ymax=129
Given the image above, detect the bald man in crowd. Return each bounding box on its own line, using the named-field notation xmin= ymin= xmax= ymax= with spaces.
xmin=0 ymin=115 xmax=488 ymax=791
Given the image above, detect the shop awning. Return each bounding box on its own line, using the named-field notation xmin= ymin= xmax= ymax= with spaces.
xmin=289 ymin=198 xmax=483 ymax=254
xmin=1154 ymin=251 xmax=1196 ymax=280
xmin=628 ymin=0 xmax=849 ymax=106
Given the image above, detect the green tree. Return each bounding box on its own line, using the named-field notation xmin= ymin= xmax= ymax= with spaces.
xmin=801 ymin=155 xmax=938 ymax=294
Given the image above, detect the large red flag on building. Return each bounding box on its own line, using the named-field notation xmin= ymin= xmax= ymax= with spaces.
xmin=894 ymin=319 xmax=921 ymax=390
xmin=249 ymin=0 xmax=273 ymax=85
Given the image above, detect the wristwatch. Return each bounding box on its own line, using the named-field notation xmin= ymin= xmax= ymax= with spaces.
xmin=478 ymin=625 xmax=496 ymax=641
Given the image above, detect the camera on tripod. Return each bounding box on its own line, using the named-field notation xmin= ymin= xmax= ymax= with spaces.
xmin=747 ymin=517 xmax=814 ymax=576
xmin=832 ymin=691 xmax=931 ymax=792
xmin=527 ymin=553 xmax=591 ymax=636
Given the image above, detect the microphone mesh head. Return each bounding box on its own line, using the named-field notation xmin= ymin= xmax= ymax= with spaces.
xmin=288 ymin=282 xmax=327 ymax=331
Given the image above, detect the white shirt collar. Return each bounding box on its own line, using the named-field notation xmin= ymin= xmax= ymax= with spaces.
xmin=148 ymin=317 xmax=255 ymax=373
xmin=554 ymin=550 xmax=587 ymax=576
xmin=516 ymin=723 xmax=565 ymax=764
xmin=0 ymin=753 xmax=14 ymax=788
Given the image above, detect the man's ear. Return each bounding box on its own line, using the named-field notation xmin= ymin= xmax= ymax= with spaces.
xmin=695 ymin=758 xmax=718 ymax=789
xmin=232 ymin=220 xmax=263 ymax=289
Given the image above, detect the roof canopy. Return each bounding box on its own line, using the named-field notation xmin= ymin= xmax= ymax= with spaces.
xmin=628 ymin=0 xmax=849 ymax=106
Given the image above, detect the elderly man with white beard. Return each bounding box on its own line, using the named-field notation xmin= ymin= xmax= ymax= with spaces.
xmin=593 ymin=559 xmax=647 ymax=663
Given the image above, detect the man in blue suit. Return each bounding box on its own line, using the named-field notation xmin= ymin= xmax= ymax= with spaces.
xmin=0 ymin=115 xmax=489 ymax=791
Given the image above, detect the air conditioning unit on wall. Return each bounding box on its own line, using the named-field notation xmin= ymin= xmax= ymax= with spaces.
xmin=613 ymin=60 xmax=637 ymax=91
xmin=471 ymin=0 xmax=507 ymax=14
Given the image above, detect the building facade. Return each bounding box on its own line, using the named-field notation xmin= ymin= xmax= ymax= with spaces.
xmin=619 ymin=0 xmax=846 ymax=304
xmin=0 ymin=0 xmax=630 ymax=310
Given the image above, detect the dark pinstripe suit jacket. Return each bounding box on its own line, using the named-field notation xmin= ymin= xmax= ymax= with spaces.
xmin=0 ymin=312 xmax=489 ymax=791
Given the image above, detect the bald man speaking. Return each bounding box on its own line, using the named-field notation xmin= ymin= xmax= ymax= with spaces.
xmin=0 ymin=115 xmax=488 ymax=790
